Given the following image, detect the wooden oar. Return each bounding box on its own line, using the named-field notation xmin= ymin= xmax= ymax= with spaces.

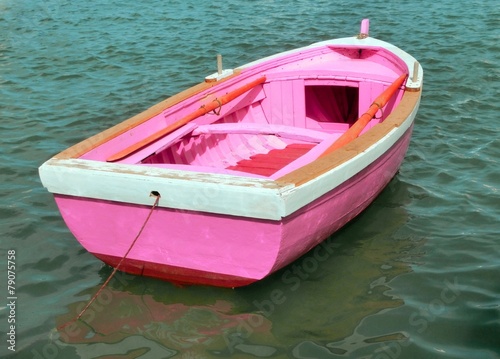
xmin=107 ymin=76 xmax=267 ymax=162
xmin=319 ymin=73 xmax=407 ymax=158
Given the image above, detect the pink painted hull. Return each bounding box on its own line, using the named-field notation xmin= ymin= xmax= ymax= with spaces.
xmin=54 ymin=126 xmax=413 ymax=287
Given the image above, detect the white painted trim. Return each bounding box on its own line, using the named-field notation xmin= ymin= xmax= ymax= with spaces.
xmin=39 ymin=159 xmax=291 ymax=220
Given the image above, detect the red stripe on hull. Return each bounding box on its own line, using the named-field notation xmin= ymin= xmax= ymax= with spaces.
xmin=94 ymin=253 xmax=257 ymax=287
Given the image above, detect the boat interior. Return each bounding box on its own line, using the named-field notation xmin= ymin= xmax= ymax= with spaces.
xmin=79 ymin=46 xmax=405 ymax=179
xmin=140 ymin=84 xmax=368 ymax=177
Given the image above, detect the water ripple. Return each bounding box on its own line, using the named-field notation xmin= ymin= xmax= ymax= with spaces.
xmin=1 ymin=0 xmax=500 ymax=358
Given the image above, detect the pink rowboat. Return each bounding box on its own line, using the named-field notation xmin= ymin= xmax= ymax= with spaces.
xmin=39 ymin=20 xmax=423 ymax=287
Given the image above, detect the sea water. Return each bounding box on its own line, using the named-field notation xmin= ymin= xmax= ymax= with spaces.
xmin=0 ymin=0 xmax=499 ymax=358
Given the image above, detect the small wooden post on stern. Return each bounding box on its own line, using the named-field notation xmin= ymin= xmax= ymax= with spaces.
xmin=205 ymin=54 xmax=234 ymax=83
xmin=217 ymin=54 xmax=223 ymax=75
xmin=412 ymin=61 xmax=420 ymax=83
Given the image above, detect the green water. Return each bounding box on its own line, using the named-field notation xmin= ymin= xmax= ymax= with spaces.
xmin=1 ymin=0 xmax=499 ymax=358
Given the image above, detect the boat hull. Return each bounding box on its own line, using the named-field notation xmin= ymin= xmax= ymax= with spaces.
xmin=54 ymin=125 xmax=413 ymax=287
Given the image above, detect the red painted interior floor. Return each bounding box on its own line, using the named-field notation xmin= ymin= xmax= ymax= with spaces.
xmin=227 ymin=143 xmax=315 ymax=176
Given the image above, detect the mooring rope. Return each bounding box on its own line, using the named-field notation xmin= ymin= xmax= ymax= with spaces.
xmin=57 ymin=191 xmax=161 ymax=330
